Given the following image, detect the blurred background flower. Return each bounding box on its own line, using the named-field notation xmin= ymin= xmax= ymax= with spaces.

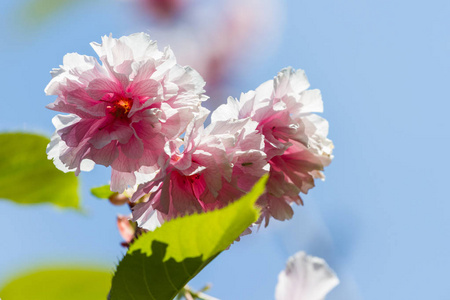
xmin=275 ymin=251 xmax=339 ymax=300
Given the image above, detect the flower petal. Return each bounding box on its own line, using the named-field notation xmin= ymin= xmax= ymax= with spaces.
xmin=275 ymin=252 xmax=339 ymax=300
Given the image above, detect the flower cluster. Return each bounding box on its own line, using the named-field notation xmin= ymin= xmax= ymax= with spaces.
xmin=212 ymin=68 xmax=333 ymax=226
xmin=47 ymin=33 xmax=333 ymax=230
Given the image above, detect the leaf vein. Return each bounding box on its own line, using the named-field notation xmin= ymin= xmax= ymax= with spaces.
xmin=120 ymin=267 xmax=137 ymax=300
xmin=142 ymin=254 xmax=156 ymax=300
xmin=162 ymin=258 xmax=179 ymax=293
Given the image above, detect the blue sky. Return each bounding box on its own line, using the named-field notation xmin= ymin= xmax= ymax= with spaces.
xmin=1 ymin=0 xmax=450 ymax=299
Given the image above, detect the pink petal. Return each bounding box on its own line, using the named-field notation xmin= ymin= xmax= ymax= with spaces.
xmin=87 ymin=78 xmax=123 ymax=100
xmin=128 ymin=79 xmax=160 ymax=98
xmin=117 ymin=215 xmax=135 ymax=243
xmin=120 ymin=134 xmax=144 ymax=159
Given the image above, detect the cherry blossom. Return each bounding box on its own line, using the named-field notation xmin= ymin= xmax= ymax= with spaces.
xmin=140 ymin=0 xmax=188 ymax=20
xmin=275 ymin=252 xmax=339 ymax=300
xmin=46 ymin=33 xmax=206 ymax=192
xmin=212 ymin=67 xmax=333 ymax=225
xmin=117 ymin=215 xmax=135 ymax=245
xmin=131 ymin=108 xmax=269 ymax=230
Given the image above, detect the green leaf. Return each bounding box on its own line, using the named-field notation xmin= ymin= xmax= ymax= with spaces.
xmin=0 ymin=267 xmax=111 ymax=300
xmin=0 ymin=132 xmax=80 ymax=209
xmin=109 ymin=175 xmax=268 ymax=300
xmin=17 ymin=0 xmax=83 ymax=27
xmin=91 ymin=184 xmax=115 ymax=199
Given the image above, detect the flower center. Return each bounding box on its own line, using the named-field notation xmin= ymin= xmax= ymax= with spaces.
xmin=172 ymin=154 xmax=182 ymax=162
xmin=187 ymin=174 xmax=201 ymax=182
xmin=107 ymin=98 xmax=133 ymax=118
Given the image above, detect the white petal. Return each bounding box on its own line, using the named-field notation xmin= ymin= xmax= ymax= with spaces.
xmin=47 ymin=114 xmax=82 ymax=173
xmin=275 ymin=252 xmax=339 ymax=300
xmin=298 ymin=89 xmax=323 ymax=113
xmin=133 ymin=203 xmax=164 ymax=231
xmin=274 ymin=67 xmax=310 ymax=97
xmin=211 ymin=96 xmax=240 ymax=122
xmin=46 ymin=132 xmax=72 ymax=173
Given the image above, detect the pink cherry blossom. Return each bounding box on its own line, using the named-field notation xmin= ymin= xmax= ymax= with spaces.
xmin=117 ymin=215 xmax=135 ymax=245
xmin=131 ymin=108 xmax=268 ymax=230
xmin=122 ymin=0 xmax=188 ymax=21
xmin=212 ymin=67 xmax=333 ymax=226
xmin=275 ymin=252 xmax=339 ymax=300
xmin=46 ymin=33 xmax=206 ymax=192
xmin=140 ymin=0 xmax=188 ymax=20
